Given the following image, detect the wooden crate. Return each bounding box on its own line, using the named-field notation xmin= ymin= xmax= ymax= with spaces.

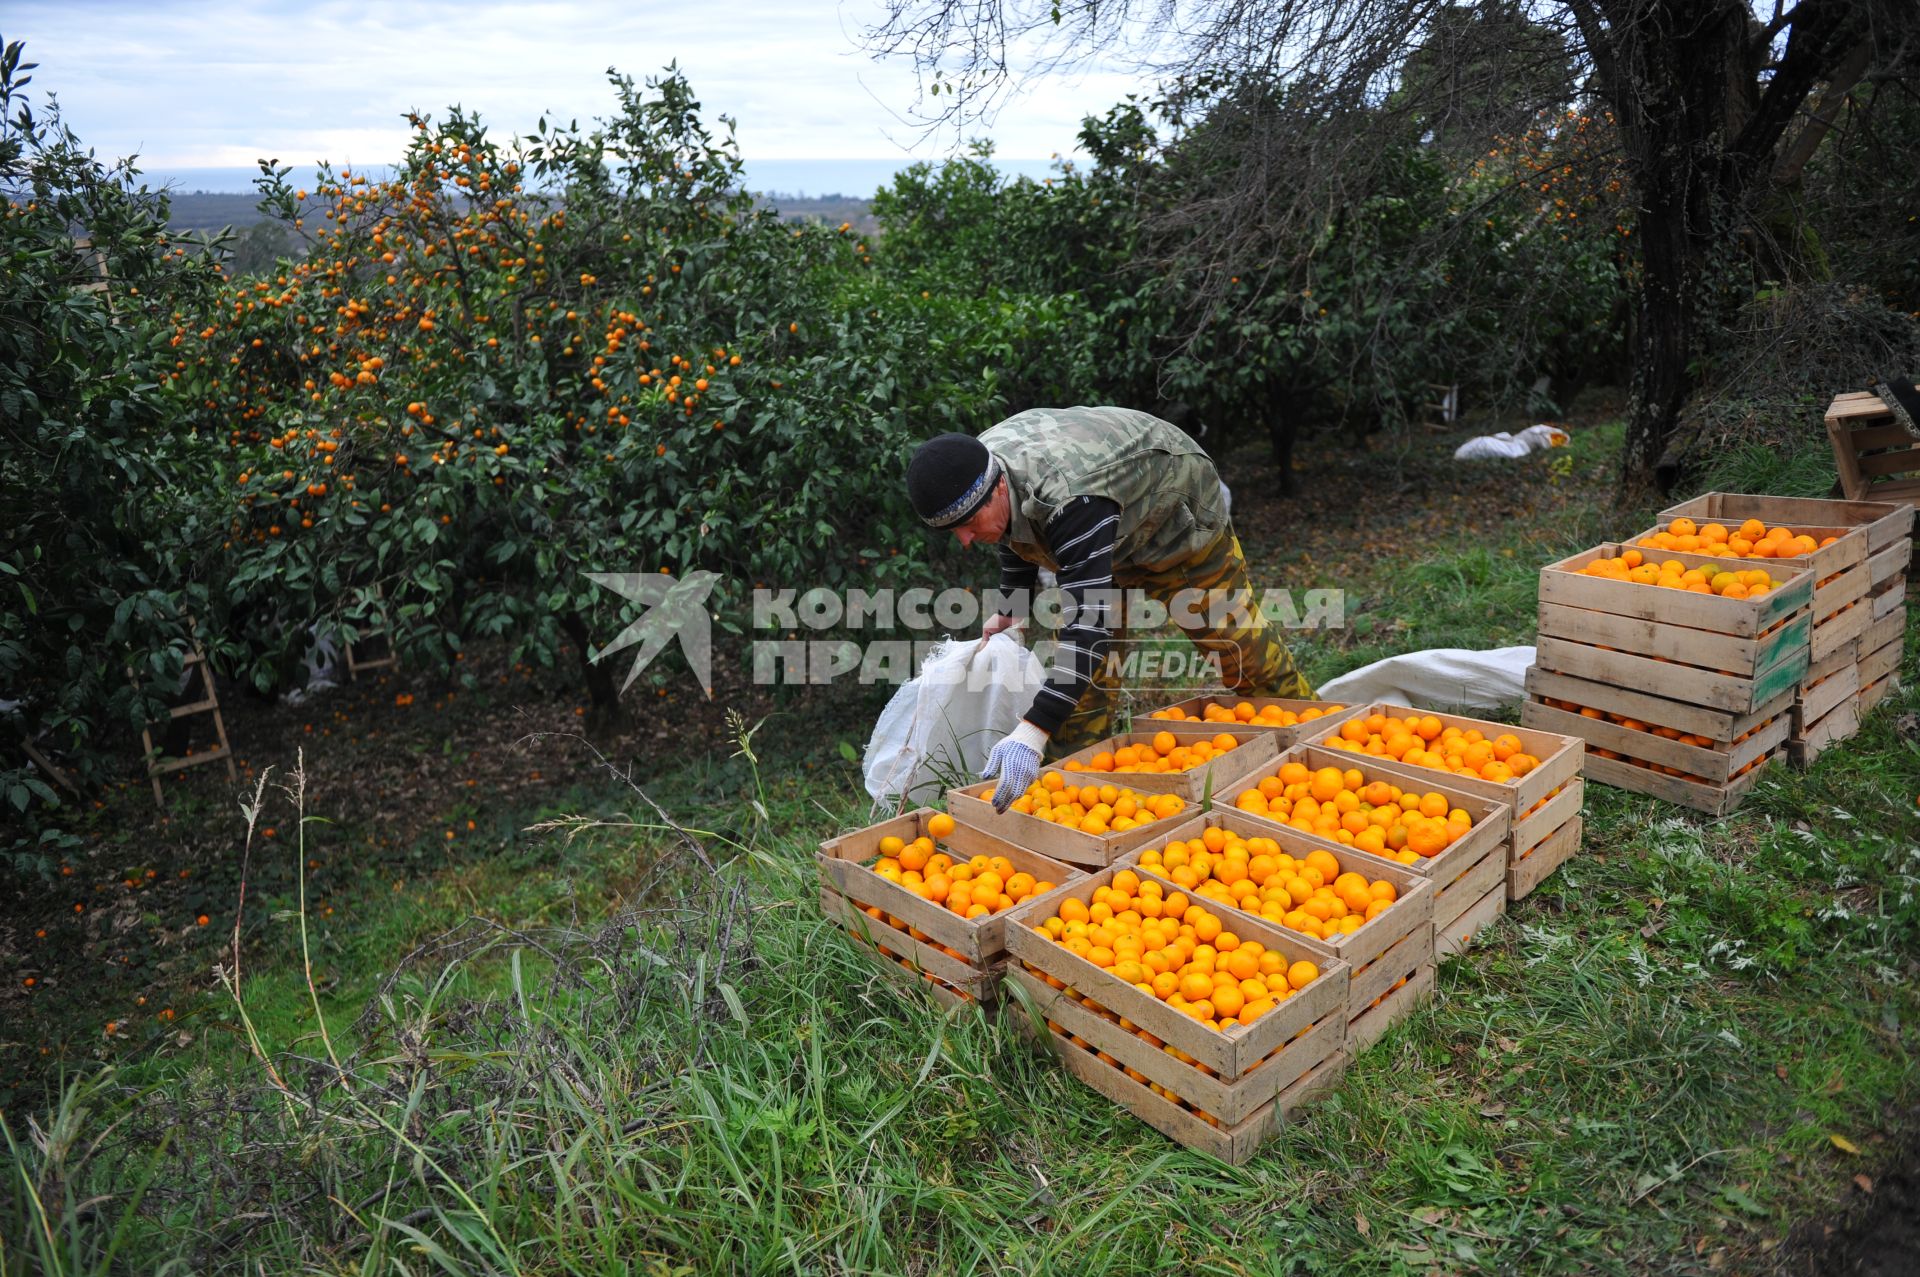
xmin=1434 ymin=882 xmax=1507 ymax=960
xmin=1049 ymin=726 xmax=1280 ymax=800
xmin=1138 ymin=696 xmax=1367 ymax=747
xmin=818 ymin=809 xmax=1083 ymax=1004
xmin=1348 ymin=964 xmax=1439 ymax=1057
xmin=1508 ymin=815 xmax=1585 ymax=900
xmin=948 ymin=780 xmax=1180 ymax=868
xmin=1223 ymin=741 xmax=1509 ymax=938
xmin=1538 ymin=543 xmax=1814 ymax=708
xmin=1860 ymin=673 xmax=1902 ymax=714
xmin=1003 ymin=862 xmax=1349 ymax=1122
xmin=1826 ymin=388 xmax=1920 ymax=508
xmin=1021 ymin=1017 xmax=1347 ymax=1165
xmin=1295 ymin=702 xmax=1583 ymax=904
xmin=1524 ymin=662 xmax=1790 ymax=815
xmin=1789 ymin=698 xmax=1862 ymax=767
xmin=1660 ymin=490 xmax=1915 ymax=553
xmin=821 ymin=887 xmax=997 ymax=1008
xmin=1523 ymin=697 xmax=1788 ymax=787
xmin=1125 ymin=811 xmax=1437 ymax=1046
xmin=1624 ymin=518 xmax=1866 ymax=582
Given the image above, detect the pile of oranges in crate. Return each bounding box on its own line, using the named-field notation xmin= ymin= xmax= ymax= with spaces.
xmin=865 ymin=813 xmax=1060 ymax=920
xmin=1063 ymin=730 xmax=1243 ymax=774
xmin=1232 ymin=762 xmax=1475 ymax=864
xmin=1138 ymin=829 xmax=1403 ymax=941
xmin=1533 ymin=697 xmax=1778 ymax=781
xmin=1577 ymin=549 xmax=1784 ymax=598
xmin=994 ymin=773 xmax=1188 ymax=834
xmin=1635 ymin=517 xmax=1837 ymax=560
xmin=1027 ymin=868 xmax=1324 ymax=1034
xmin=1323 ymin=711 xmax=1544 ymax=781
xmin=1147 ymin=701 xmax=1346 ymax=728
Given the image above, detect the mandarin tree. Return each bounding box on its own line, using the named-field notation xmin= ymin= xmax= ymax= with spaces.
xmin=166 ymin=68 xmax=972 ymax=716
xmin=0 ymin=35 xmax=231 ymax=833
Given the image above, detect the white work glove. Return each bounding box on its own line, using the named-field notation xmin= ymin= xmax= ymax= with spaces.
xmin=981 ymin=720 xmax=1050 ymax=813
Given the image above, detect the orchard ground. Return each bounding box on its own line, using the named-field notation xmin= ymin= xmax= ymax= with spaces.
xmin=3 ymin=407 xmax=1917 ymax=1275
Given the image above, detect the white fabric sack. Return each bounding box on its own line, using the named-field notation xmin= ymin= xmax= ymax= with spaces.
xmin=1315 ymin=646 xmax=1537 ymax=712
xmin=863 ymin=633 xmax=1048 ymax=812
xmin=1453 ymin=424 xmax=1569 ymax=461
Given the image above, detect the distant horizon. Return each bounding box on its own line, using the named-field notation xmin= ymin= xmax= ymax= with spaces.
xmin=137 ymin=156 xmax=1072 ymax=201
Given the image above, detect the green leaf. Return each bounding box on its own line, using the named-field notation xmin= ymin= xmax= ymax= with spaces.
xmin=838 ymin=740 xmax=858 ymax=763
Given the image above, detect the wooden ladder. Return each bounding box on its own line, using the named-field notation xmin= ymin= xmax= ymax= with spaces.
xmin=135 ymin=641 xmax=238 ymax=806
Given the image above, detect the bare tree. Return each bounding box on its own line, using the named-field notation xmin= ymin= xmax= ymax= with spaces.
xmin=865 ymin=0 xmax=1910 ymax=493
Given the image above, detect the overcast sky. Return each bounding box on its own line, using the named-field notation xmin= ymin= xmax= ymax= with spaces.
xmin=6 ymin=0 xmax=1142 ymax=174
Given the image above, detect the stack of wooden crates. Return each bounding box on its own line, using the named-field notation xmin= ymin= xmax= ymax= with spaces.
xmin=1523 ymin=542 xmax=1813 ymax=814
xmin=1654 ymin=494 xmax=1912 ymax=764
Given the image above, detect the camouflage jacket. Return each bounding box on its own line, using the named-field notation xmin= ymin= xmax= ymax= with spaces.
xmin=981 ymin=406 xmax=1225 ymax=572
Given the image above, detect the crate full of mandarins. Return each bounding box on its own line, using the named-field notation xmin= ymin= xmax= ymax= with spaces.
xmin=817 ymin=808 xmax=1082 ymax=1009
xmin=1004 ymin=859 xmax=1351 ymax=1164
xmin=1297 ymin=705 xmax=1585 ymax=906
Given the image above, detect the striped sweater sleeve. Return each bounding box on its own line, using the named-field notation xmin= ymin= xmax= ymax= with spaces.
xmin=1022 ymin=495 xmax=1120 ymax=737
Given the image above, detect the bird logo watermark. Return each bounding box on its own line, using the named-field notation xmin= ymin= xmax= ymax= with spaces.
xmin=587 ymin=570 xmax=721 ymax=698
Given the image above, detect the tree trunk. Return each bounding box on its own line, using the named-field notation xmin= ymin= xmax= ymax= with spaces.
xmin=559 ymin=609 xmax=625 ymax=730
xmin=1603 ymin=0 xmax=1752 ymax=496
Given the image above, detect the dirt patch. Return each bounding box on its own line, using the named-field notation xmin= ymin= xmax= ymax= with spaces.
xmin=1787 ymin=1114 xmax=1920 ymax=1277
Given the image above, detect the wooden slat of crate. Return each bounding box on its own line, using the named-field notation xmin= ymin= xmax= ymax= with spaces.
xmin=1047 ymin=726 xmax=1279 ymax=800
xmin=1537 ymin=601 xmax=1806 ymax=679
xmin=1434 ymin=883 xmax=1507 ymax=960
xmin=1580 ymin=753 xmax=1772 ymax=815
xmin=1534 ymin=635 xmax=1807 ymax=717
xmin=1827 ymin=389 xmax=1920 ymax=503
xmin=1540 ymin=544 xmax=1815 ymax=638
xmin=1624 ymin=521 xmax=1865 ymax=579
xmin=1297 ymin=702 xmax=1585 ymax=818
xmin=949 ymin=781 xmax=1173 ymax=868
xmin=820 ymin=887 xmax=1000 ymax=999
xmin=1525 ymin=665 xmax=1790 ymax=742
xmin=1346 ymin=964 xmax=1438 ymax=1058
xmin=1860 ymin=673 xmax=1902 ymax=714
xmin=1004 ymin=965 xmax=1344 ymax=1126
xmin=1859 ymin=638 xmax=1903 ymax=689
xmin=1864 ymin=607 xmax=1905 ymax=656
xmin=1427 ymin=844 xmax=1506 ymax=933
xmin=1509 ymin=815 xmax=1584 ymax=900
xmin=1130 ymin=809 xmax=1434 ymax=970
xmin=1139 ymin=697 xmax=1367 ymax=746
xmin=1812 ymin=601 xmax=1870 ymax=665
xmin=1513 ymin=778 xmax=1584 ymax=858
xmin=1875 ymin=583 xmax=1909 ymax=622
xmin=1794 ymin=662 xmax=1862 ymax=734
xmin=1790 ymin=696 xmax=1861 ymax=766
xmin=1029 ymin=1020 xmax=1347 ymax=1165
xmin=818 ymin=809 xmax=1082 ymax=967
xmin=1814 ymin=562 xmax=1872 ymax=619
xmin=1802 ymin=637 xmax=1860 ymax=688
xmin=1003 ymin=861 xmax=1349 ymax=1080
xmin=1521 ymin=699 xmax=1787 ymax=785
xmin=1869 ymin=539 xmax=1911 ymax=590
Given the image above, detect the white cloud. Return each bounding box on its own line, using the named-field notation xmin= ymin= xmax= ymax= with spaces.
xmin=8 ymin=0 xmax=1145 ymax=168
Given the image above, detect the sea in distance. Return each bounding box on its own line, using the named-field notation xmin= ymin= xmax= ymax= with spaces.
xmin=142 ymin=156 xmax=1069 ymax=200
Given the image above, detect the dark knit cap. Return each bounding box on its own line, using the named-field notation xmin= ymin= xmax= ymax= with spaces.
xmin=906 ymin=432 xmax=999 ymax=528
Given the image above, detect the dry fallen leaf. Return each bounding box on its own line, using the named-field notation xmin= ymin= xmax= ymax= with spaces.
xmin=1775 ymin=1064 xmax=1788 ymax=1081
xmin=1355 ymin=1212 xmax=1371 ymax=1238
xmin=1853 ymin=1173 xmax=1874 ymax=1194
xmin=1830 ymin=1134 xmax=1862 ymax=1154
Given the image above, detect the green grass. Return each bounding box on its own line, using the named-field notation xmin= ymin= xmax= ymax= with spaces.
xmin=5 ymin=426 xmax=1917 ymax=1275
